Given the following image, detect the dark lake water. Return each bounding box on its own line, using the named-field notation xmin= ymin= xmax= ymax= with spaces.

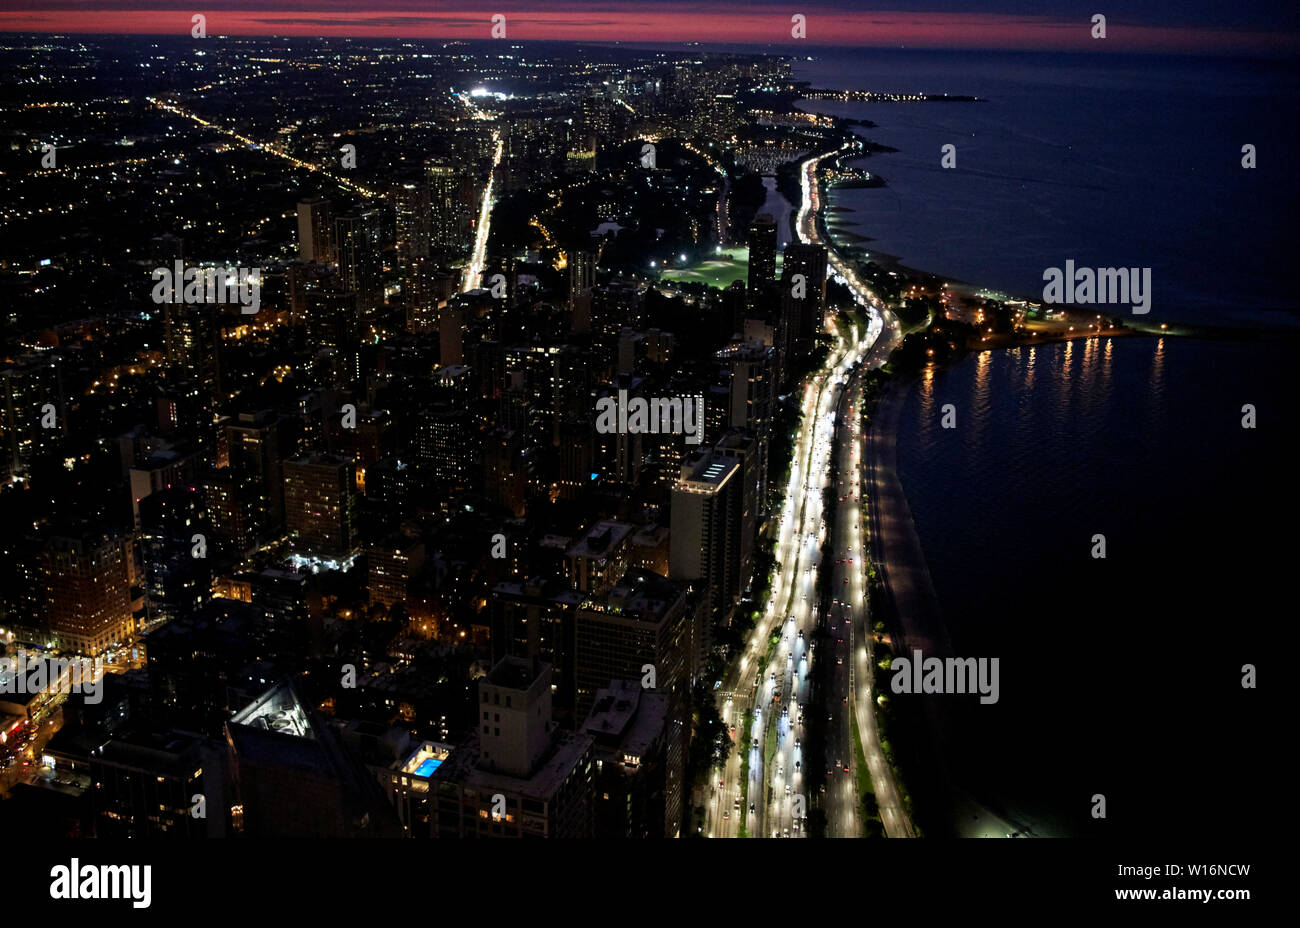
xmin=894 ymin=335 xmax=1290 ymax=836
xmin=797 ymin=48 xmax=1300 ymax=326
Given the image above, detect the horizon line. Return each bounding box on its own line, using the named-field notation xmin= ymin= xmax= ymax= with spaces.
xmin=0 ymin=8 xmax=1296 ymax=55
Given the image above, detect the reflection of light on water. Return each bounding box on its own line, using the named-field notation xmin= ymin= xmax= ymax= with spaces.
xmin=1024 ymin=346 xmax=1036 ymax=391
xmin=1098 ymin=338 xmax=1114 ymax=407
xmin=1080 ymin=336 xmax=1099 ymax=408
xmin=975 ymin=346 xmax=991 ymax=385
xmin=919 ymin=363 xmax=936 ymax=423
xmin=1150 ymin=337 xmax=1166 ymax=396
xmin=1142 ymin=337 xmax=1168 ymax=432
xmin=970 ymin=348 xmax=992 ymax=449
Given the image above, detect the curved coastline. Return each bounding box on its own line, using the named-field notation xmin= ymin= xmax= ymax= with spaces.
xmin=865 ymin=375 xmax=1045 ymax=838
xmin=810 ymin=153 xmax=1059 ymax=837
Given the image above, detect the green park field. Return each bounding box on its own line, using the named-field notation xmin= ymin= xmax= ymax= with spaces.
xmin=660 ymin=246 xmax=783 ymax=289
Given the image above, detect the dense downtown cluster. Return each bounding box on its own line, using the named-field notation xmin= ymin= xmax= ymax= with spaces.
xmin=0 ymin=35 xmax=878 ymax=838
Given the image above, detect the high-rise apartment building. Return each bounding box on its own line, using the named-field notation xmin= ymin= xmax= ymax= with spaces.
xmin=669 ymin=450 xmax=744 ymax=620
xmin=746 ymin=213 xmax=778 ymax=315
xmin=139 ymin=488 xmax=211 ymax=628
xmin=297 ymin=196 xmax=334 ymax=264
xmin=283 ymin=453 xmax=358 ymax=559
xmin=430 ymin=657 xmax=595 ymax=838
xmin=573 ymin=570 xmax=692 ymax=836
xmin=717 ymin=339 xmax=776 ymax=504
xmin=1 ymin=353 xmax=66 ymax=480
xmin=425 ymin=161 xmax=473 ymax=256
xmin=41 ymin=532 xmax=134 ymax=656
xmin=334 ymin=210 xmax=384 ymax=322
xmin=780 ymin=242 xmax=829 ymax=363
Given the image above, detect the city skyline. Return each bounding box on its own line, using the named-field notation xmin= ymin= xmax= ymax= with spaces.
xmin=0 ymin=9 xmax=1285 ymax=902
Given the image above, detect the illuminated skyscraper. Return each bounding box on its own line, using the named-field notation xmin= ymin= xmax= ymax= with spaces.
xmin=334 ymin=209 xmax=384 ymax=321
xmin=283 ymin=453 xmax=358 ymax=559
xmin=746 ymin=213 xmax=778 ymax=315
xmin=669 ymin=450 xmax=743 ymax=620
xmin=780 ymin=242 xmax=828 ymax=362
xmin=1 ymin=353 xmax=66 ymax=480
xmin=392 ymin=182 xmax=429 ymax=262
xmin=41 ymin=531 xmax=134 ymax=656
xmin=425 ymin=160 xmax=473 ymax=256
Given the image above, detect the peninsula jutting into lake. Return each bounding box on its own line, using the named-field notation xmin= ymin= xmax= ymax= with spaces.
xmin=0 ymin=7 xmax=1286 ymax=909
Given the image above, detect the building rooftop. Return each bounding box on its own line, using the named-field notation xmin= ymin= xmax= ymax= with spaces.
xmin=567 ymin=520 xmax=633 ymax=560
xmin=677 ymin=450 xmax=738 ymax=491
xmin=230 ymin=678 xmax=315 ymax=741
xmin=586 ymin=569 xmax=686 ymax=622
xmin=581 ymin=681 xmax=668 ymax=760
xmin=485 ymin=655 xmax=546 ymax=692
xmin=491 ymin=577 xmax=583 ymax=606
xmin=436 ymin=727 xmax=592 ymax=802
